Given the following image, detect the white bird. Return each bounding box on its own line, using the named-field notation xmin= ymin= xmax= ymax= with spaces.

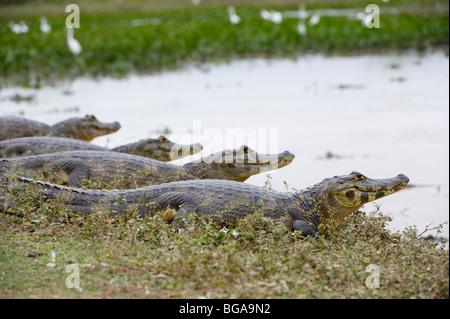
xmin=260 ymin=9 xmax=282 ymax=24
xmin=260 ymin=10 xmax=271 ymax=21
xmin=297 ymin=22 xmax=307 ymax=35
xmin=40 ymin=17 xmax=51 ymax=33
xmin=269 ymin=10 xmax=283 ymax=24
xmin=227 ymin=6 xmax=241 ymax=24
xmin=7 ymin=21 xmax=22 ymax=34
xmin=298 ymin=6 xmax=308 ymax=20
xmin=67 ymin=27 xmax=82 ymax=55
xmin=309 ymin=14 xmax=320 ymax=25
xmin=297 ymin=6 xmax=308 ymax=35
xmin=19 ymin=21 xmax=29 ymax=33
xmin=355 ymin=12 xmax=369 ymax=27
xmin=8 ymin=20 xmax=29 ymax=34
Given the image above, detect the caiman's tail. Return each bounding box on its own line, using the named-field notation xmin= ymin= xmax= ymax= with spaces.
xmin=0 ymin=159 xmax=9 ymax=176
xmin=0 ymin=176 xmax=60 ymax=212
xmin=1 ymin=176 xmax=106 ymax=215
xmin=1 ymin=175 xmax=15 ymax=212
xmin=1 ymin=175 xmax=67 ymax=197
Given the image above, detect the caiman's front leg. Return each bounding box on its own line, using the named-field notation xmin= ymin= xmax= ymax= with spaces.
xmin=52 ymin=159 xmax=90 ymax=187
xmin=293 ymin=219 xmax=318 ymax=237
xmin=152 ymin=192 xmax=198 ymax=228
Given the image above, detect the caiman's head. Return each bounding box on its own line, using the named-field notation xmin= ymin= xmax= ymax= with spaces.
xmin=186 ymin=145 xmax=295 ymax=182
xmin=128 ymin=136 xmax=203 ymax=161
xmin=330 ymin=172 xmax=409 ymax=208
xmin=308 ymin=171 xmax=409 ymax=235
xmin=62 ymin=115 xmax=121 ymax=142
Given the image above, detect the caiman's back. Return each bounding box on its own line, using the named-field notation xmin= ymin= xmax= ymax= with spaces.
xmin=0 ymin=137 xmax=107 ymax=157
xmin=0 ymin=117 xmax=51 ymax=141
xmin=0 ymin=150 xmax=184 ymax=187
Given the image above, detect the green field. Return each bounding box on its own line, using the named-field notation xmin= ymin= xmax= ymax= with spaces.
xmin=1 ymin=0 xmax=448 ymax=86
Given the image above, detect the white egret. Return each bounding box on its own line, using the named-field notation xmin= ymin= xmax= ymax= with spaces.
xmin=40 ymin=17 xmax=51 ymax=33
xmin=7 ymin=21 xmax=22 ymax=34
xmin=298 ymin=6 xmax=308 ymax=20
xmin=260 ymin=10 xmax=271 ymax=21
xmin=269 ymin=10 xmax=283 ymax=24
xmin=19 ymin=21 xmax=29 ymax=33
xmin=227 ymin=6 xmax=241 ymax=24
xmin=355 ymin=12 xmax=369 ymax=27
xmin=309 ymin=14 xmax=320 ymax=25
xmin=260 ymin=9 xmax=282 ymax=24
xmin=297 ymin=6 xmax=308 ymax=35
xmin=66 ymin=27 xmax=82 ymax=55
xmin=297 ymin=22 xmax=307 ymax=35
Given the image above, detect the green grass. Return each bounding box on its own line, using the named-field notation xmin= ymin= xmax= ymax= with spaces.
xmin=0 ymin=177 xmax=448 ymax=299
xmin=0 ymin=0 xmax=448 ymax=86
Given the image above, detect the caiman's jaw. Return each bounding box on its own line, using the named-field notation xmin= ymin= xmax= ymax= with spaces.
xmin=79 ymin=115 xmax=121 ymax=141
xmin=199 ymin=145 xmax=295 ymax=182
xmin=331 ymin=171 xmax=409 ymax=208
xmin=133 ymin=136 xmax=202 ymax=161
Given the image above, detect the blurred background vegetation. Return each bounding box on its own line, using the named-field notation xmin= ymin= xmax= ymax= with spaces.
xmin=0 ymin=0 xmax=448 ymax=86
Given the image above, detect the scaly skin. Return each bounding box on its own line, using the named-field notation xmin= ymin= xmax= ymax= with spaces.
xmin=0 ymin=115 xmax=121 ymax=142
xmin=0 ymin=172 xmax=409 ymax=236
xmin=0 ymin=146 xmax=295 ymax=188
xmin=0 ymin=136 xmax=202 ymax=161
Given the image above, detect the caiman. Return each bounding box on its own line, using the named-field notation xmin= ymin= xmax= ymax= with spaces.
xmin=0 ymin=172 xmax=409 ymax=236
xmin=0 ymin=146 xmax=295 ymax=188
xmin=0 ymin=136 xmax=203 ymax=161
xmin=0 ymin=115 xmax=121 ymax=141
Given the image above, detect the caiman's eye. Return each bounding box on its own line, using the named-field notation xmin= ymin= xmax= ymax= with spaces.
xmin=355 ymin=174 xmax=365 ymax=180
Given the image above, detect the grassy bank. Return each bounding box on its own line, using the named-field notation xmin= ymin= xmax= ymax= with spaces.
xmin=0 ymin=177 xmax=448 ymax=299
xmin=0 ymin=0 xmax=448 ymax=86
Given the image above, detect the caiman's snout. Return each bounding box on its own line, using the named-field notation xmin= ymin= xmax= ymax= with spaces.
xmin=257 ymin=150 xmax=294 ymax=168
xmin=397 ymin=174 xmax=409 ymax=184
xmin=280 ymin=151 xmax=295 ymax=160
xmin=97 ymin=121 xmax=121 ymax=131
xmin=276 ymin=151 xmax=295 ymax=167
xmin=191 ymin=143 xmax=203 ymax=154
xmin=392 ymin=173 xmax=409 ymax=192
xmin=169 ymin=142 xmax=203 ymax=160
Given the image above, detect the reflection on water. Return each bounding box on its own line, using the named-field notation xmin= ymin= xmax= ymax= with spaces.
xmin=1 ymin=52 xmax=448 ymax=237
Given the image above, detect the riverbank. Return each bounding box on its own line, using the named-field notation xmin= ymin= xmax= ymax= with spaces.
xmin=0 ymin=182 xmax=448 ymax=298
